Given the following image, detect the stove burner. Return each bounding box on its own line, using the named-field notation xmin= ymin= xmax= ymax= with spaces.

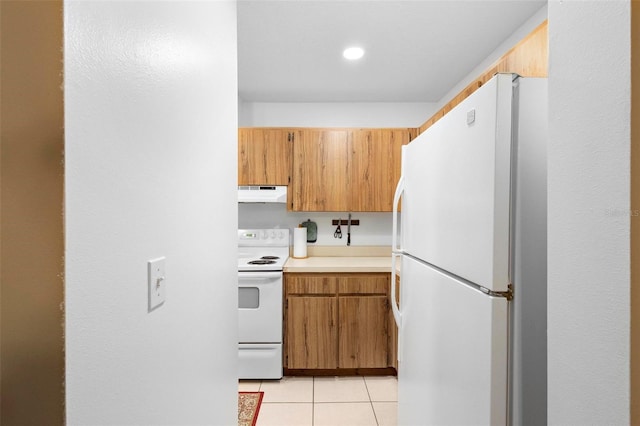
xmin=260 ymin=256 xmax=280 ymax=260
xmin=248 ymin=259 xmax=277 ymax=265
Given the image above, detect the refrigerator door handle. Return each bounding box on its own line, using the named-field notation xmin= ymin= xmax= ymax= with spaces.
xmin=391 ymin=252 xmax=402 ymax=329
xmin=392 ymin=175 xmax=404 ymax=254
xmin=390 ymin=175 xmax=404 ymax=329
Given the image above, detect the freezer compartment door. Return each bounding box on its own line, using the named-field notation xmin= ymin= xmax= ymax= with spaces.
xmin=398 ymin=255 xmax=508 ymax=426
xmin=402 ymin=74 xmax=514 ymax=292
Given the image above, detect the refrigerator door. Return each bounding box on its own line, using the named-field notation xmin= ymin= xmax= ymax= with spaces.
xmin=398 ymin=255 xmax=508 ymax=426
xmin=402 ymin=74 xmax=514 ymax=292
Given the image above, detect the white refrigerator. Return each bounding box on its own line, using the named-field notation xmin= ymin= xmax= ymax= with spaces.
xmin=391 ymin=73 xmax=547 ymax=425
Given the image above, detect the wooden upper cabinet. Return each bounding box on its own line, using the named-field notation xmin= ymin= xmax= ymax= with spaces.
xmin=349 ymin=129 xmax=409 ymax=212
xmin=291 ymin=128 xmax=410 ymax=212
xmin=238 ymin=128 xmax=291 ymax=185
xmin=292 ymin=129 xmax=350 ymax=212
xmin=240 ymin=127 xmax=411 ymax=211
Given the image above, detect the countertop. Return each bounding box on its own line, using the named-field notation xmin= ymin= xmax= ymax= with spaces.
xmin=283 ymin=256 xmax=393 ymax=273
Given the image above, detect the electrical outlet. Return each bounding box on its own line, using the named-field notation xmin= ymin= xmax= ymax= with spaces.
xmin=148 ymin=257 xmax=166 ymax=311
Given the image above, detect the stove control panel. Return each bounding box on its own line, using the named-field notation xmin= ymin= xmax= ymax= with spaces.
xmin=238 ymin=229 xmax=290 ymax=247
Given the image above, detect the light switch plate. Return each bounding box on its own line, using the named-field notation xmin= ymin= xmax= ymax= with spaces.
xmin=467 ymin=108 xmax=476 ymax=125
xmin=148 ymin=257 xmax=166 ymax=311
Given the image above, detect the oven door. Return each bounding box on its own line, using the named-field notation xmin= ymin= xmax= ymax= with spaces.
xmin=238 ymin=271 xmax=283 ymax=343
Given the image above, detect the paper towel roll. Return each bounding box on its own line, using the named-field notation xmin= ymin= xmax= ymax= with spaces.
xmin=293 ymin=227 xmax=308 ymax=259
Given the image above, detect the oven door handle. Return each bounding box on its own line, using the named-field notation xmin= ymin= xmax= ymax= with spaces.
xmin=238 ymin=271 xmax=282 ymax=280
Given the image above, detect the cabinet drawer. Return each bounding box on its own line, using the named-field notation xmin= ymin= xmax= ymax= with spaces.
xmin=338 ymin=275 xmax=389 ymax=295
xmin=287 ymin=275 xmax=337 ymax=295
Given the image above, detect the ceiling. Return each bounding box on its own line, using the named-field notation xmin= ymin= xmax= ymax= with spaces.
xmin=237 ymin=0 xmax=545 ymax=103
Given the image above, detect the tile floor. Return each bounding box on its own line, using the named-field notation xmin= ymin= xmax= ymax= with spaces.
xmin=239 ymin=376 xmax=398 ymax=426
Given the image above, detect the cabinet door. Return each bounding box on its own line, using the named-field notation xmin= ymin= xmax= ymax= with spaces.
xmin=238 ymin=128 xmax=291 ymax=185
xmin=337 ymin=274 xmax=390 ymax=369
xmin=349 ymin=129 xmax=409 ymax=212
xmin=292 ymin=129 xmax=349 ymax=211
xmin=338 ymin=295 xmax=389 ymax=368
xmin=286 ymin=296 xmax=338 ymax=369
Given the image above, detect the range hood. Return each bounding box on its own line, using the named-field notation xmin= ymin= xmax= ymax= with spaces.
xmin=238 ymin=186 xmax=287 ymax=203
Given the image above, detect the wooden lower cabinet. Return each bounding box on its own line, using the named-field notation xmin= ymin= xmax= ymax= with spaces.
xmin=286 ymin=296 xmax=338 ymax=369
xmin=338 ymin=296 xmax=388 ymax=368
xmin=284 ymin=272 xmax=396 ymax=374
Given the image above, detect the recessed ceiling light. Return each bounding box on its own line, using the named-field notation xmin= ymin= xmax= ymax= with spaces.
xmin=343 ymin=46 xmax=365 ymax=60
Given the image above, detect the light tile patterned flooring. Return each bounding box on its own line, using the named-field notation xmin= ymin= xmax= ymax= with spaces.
xmin=239 ymin=376 xmax=398 ymax=426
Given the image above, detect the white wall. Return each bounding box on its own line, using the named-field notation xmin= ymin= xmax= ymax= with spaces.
xmin=64 ymin=2 xmax=238 ymax=425
xmin=239 ymin=100 xmax=436 ymax=128
xmin=435 ymin=4 xmax=548 ymax=110
xmin=239 ymin=204 xmax=392 ymax=246
xmin=547 ymin=1 xmax=630 ymax=424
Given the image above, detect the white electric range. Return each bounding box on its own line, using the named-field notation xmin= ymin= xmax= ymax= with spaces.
xmin=237 ymin=228 xmax=289 ymax=380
